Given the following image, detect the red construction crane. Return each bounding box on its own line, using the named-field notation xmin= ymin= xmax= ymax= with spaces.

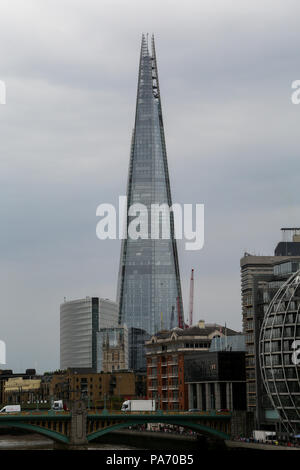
xmin=189 ymin=269 xmax=194 ymax=327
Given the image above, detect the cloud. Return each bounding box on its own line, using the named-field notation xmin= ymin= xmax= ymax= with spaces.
xmin=0 ymin=0 xmax=299 ymax=371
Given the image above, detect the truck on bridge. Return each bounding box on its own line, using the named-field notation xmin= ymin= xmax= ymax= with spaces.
xmin=121 ymin=400 xmax=156 ymax=412
xmin=253 ymin=430 xmax=276 ymax=443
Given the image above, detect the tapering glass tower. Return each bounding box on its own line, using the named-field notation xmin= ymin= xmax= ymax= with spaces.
xmin=117 ymin=35 xmax=184 ymax=370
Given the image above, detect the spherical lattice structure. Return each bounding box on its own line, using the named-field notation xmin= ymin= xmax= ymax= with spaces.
xmin=259 ymin=270 xmax=300 ymax=435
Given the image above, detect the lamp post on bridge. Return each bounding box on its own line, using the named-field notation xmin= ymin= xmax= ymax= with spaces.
xmin=18 ymin=386 xmax=23 ymax=406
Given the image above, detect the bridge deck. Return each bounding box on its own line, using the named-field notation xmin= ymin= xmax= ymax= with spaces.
xmin=0 ymin=410 xmax=231 ymax=418
xmin=0 ymin=410 xmax=232 ymax=444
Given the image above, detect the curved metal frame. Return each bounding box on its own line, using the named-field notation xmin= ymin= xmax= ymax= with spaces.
xmin=259 ymin=269 xmax=300 ymax=435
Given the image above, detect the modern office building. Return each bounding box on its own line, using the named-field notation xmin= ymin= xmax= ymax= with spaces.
xmin=145 ymin=321 xmax=240 ymax=410
xmin=60 ymin=297 xmax=118 ymax=371
xmin=260 ymin=264 xmax=300 ymax=438
xmin=128 ymin=328 xmax=150 ymax=372
xmin=240 ymin=228 xmax=300 ymax=430
xmin=117 ymin=35 xmax=184 ymax=371
xmin=98 ymin=299 xmax=119 ymax=329
xmin=241 ymin=254 xmax=281 ymax=425
xmin=97 ymin=326 xmax=128 ymax=373
xmin=274 ymin=227 xmax=300 ymax=256
xmin=209 ymin=334 xmax=246 ymax=352
xmin=185 ymin=351 xmax=246 ymax=412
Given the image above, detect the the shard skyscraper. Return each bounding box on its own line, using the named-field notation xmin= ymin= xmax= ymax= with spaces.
xmin=117 ymin=35 xmax=184 ymax=371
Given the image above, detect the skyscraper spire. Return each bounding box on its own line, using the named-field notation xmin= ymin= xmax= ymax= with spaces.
xmin=117 ymin=35 xmax=184 ymax=370
xmin=141 ymin=33 xmax=149 ymax=57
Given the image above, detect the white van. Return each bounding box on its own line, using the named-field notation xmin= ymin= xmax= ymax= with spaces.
xmin=0 ymin=405 xmax=21 ymax=413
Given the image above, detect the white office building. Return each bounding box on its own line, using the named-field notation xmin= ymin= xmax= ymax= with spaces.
xmin=60 ymin=297 xmax=118 ymax=371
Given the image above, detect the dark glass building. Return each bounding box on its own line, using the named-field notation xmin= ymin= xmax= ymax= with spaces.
xmin=185 ymin=351 xmax=247 ymax=412
xmin=275 ymin=228 xmax=300 ymax=256
xmin=117 ymin=35 xmax=184 ymax=371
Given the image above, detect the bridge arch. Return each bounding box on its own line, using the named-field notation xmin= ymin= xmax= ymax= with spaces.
xmin=0 ymin=422 xmax=69 ymax=444
xmin=87 ymin=419 xmax=230 ymax=442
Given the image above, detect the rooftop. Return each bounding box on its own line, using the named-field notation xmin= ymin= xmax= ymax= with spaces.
xmin=147 ymin=321 xmax=240 ymax=342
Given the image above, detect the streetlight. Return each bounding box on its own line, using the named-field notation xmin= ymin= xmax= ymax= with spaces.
xmin=35 ymin=388 xmax=40 ymax=412
xmin=118 ymin=375 xmax=123 ymax=410
xmin=18 ymin=386 xmax=23 ymax=406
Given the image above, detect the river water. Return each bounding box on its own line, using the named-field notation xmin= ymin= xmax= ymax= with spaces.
xmin=0 ymin=434 xmax=143 ymax=450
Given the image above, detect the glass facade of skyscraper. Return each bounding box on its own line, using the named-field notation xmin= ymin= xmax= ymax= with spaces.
xmin=117 ymin=35 xmax=183 ymax=371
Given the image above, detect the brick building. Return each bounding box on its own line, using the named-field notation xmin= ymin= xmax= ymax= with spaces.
xmin=145 ymin=321 xmax=240 ymax=411
xmin=0 ymin=368 xmax=146 ymax=410
xmin=49 ymin=369 xmax=146 ymax=409
xmin=0 ymin=369 xmax=42 ymax=405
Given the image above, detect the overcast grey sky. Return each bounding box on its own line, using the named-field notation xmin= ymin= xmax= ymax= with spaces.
xmin=1 ymin=0 xmax=300 ymax=372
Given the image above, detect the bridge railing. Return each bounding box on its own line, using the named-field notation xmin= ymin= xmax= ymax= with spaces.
xmin=86 ymin=410 xmax=231 ymax=417
xmin=0 ymin=409 xmax=231 ymax=418
xmin=0 ymin=410 xmax=71 ymax=417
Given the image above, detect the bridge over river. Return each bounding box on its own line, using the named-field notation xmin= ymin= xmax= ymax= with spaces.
xmin=0 ymin=401 xmax=242 ymax=448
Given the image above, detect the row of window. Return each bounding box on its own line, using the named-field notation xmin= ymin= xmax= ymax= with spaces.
xmin=262 ymin=353 xmax=296 ymax=366
xmin=265 ymin=311 xmax=299 ymax=326
xmin=263 ymin=326 xmax=300 ymax=339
